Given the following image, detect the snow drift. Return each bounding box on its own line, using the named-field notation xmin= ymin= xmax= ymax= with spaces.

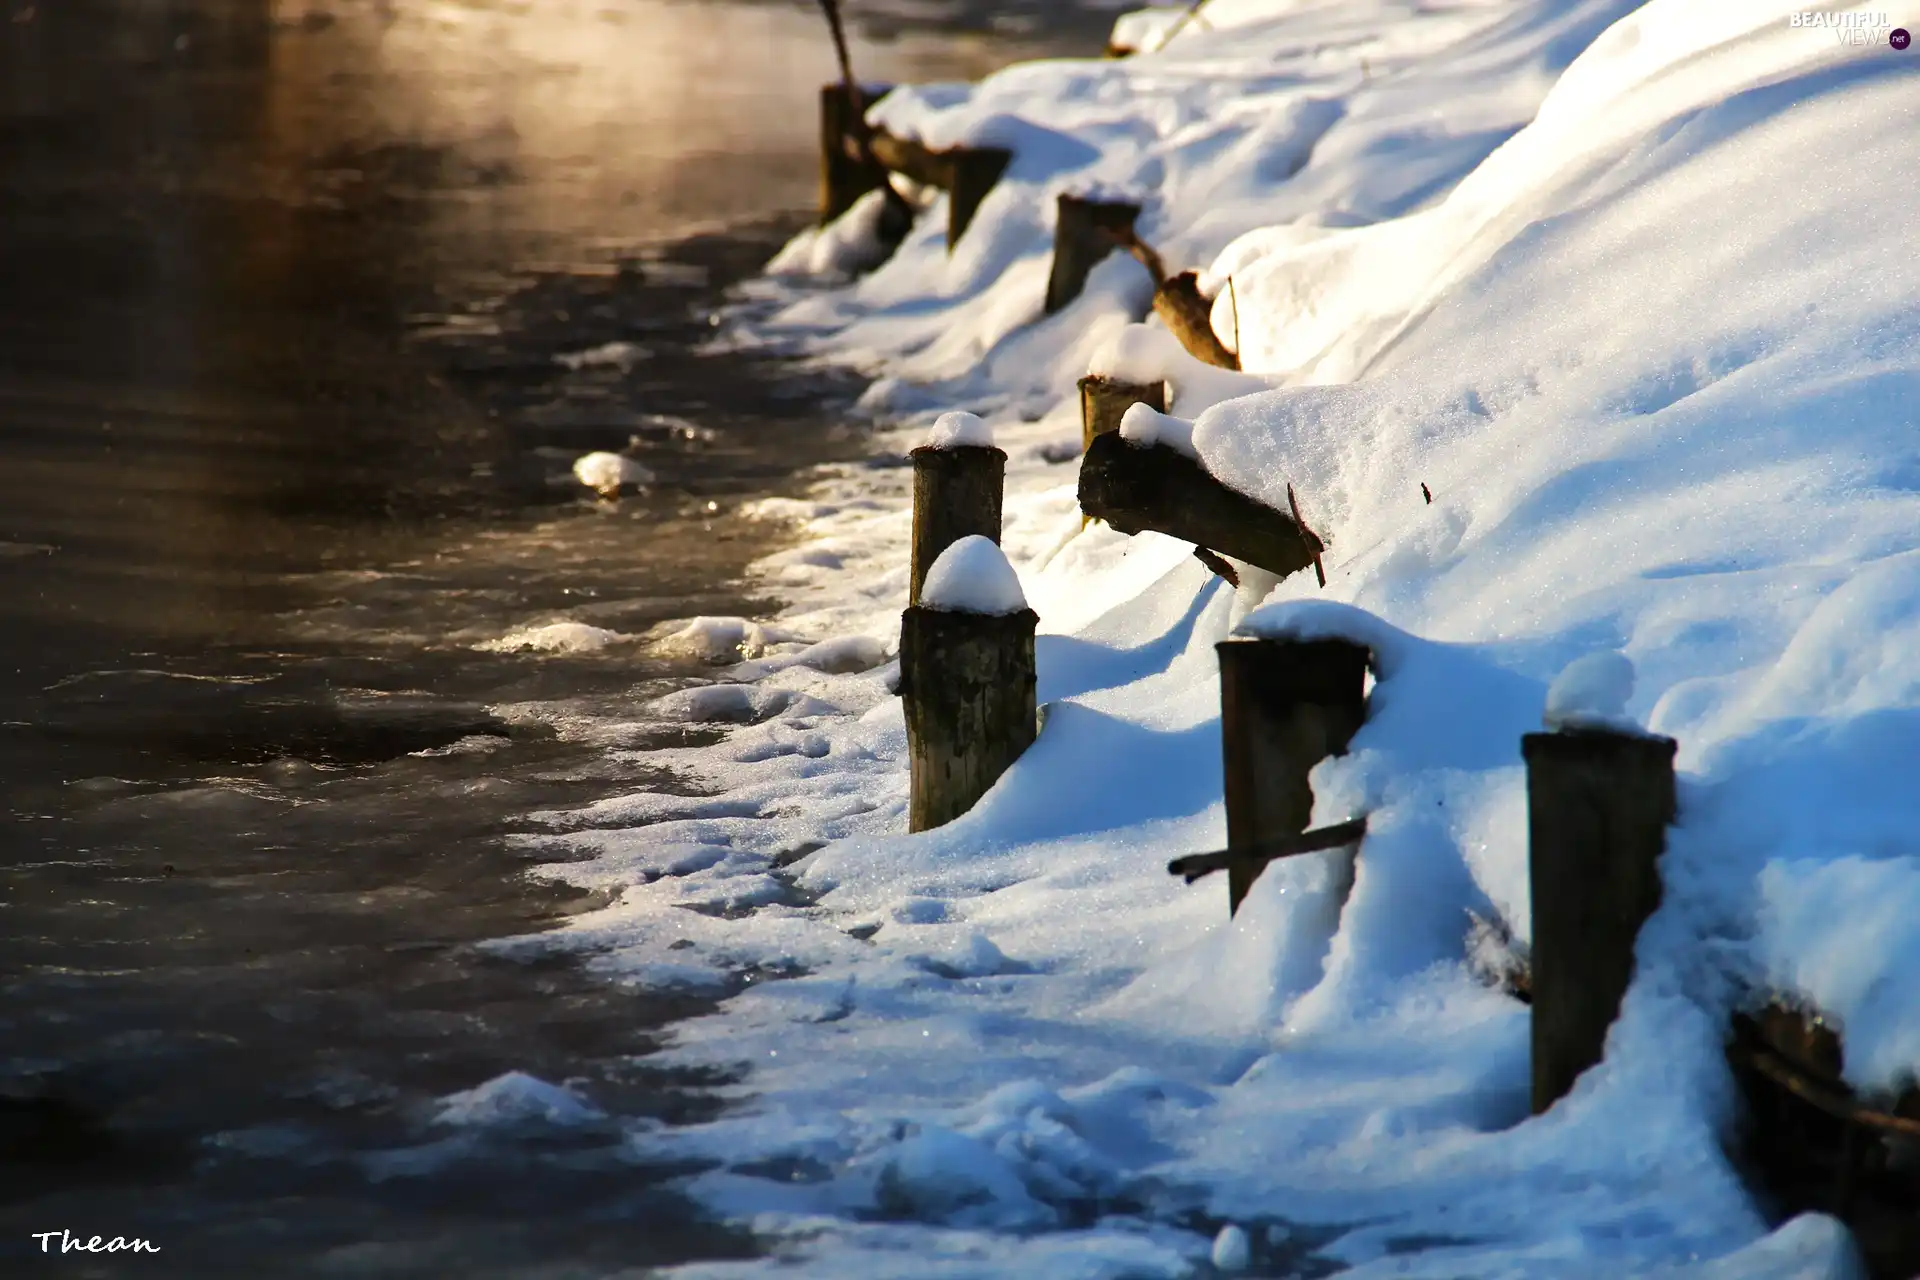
xmin=502 ymin=2 xmax=1917 ymax=1275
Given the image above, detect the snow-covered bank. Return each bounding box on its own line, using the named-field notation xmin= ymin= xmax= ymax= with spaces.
xmin=498 ymin=2 xmax=1916 ymax=1274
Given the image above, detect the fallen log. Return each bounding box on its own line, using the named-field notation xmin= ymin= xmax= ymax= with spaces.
xmin=1077 ymin=431 xmax=1321 ymax=581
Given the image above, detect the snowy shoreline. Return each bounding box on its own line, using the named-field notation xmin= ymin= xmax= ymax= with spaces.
xmin=492 ymin=3 xmax=1918 ymax=1275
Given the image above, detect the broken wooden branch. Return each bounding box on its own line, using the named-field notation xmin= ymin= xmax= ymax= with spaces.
xmin=1077 ymin=432 xmax=1321 ymax=581
xmin=1191 ymin=546 xmax=1239 ymax=586
xmin=1167 ymin=816 xmax=1366 ymax=885
xmin=1153 ymin=270 xmax=1240 ymax=370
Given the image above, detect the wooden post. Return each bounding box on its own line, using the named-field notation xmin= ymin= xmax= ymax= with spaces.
xmin=900 ymin=605 xmax=1038 ymax=831
xmin=909 ymin=445 xmax=1006 ymax=606
xmin=1523 ymin=727 xmax=1677 ymax=1114
xmin=1216 ymin=638 xmax=1370 ymax=914
xmin=819 ymin=84 xmax=891 ymax=225
xmin=946 ymin=147 xmax=1012 ymax=253
xmin=1078 ymin=375 xmax=1165 ymax=453
xmin=1046 ymin=196 xmax=1141 ymax=315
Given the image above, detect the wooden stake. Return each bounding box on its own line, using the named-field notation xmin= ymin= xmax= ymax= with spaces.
xmin=818 ymin=83 xmax=891 ymax=225
xmin=946 ymin=147 xmax=1012 ymax=253
xmin=1046 ymin=196 xmax=1142 ymax=315
xmin=1077 ymin=375 xmax=1165 ymax=453
xmin=909 ymin=444 xmax=1006 ymax=606
xmin=900 ymin=605 xmax=1038 ymax=832
xmin=1216 ymin=637 xmax=1370 ymax=913
xmin=1522 ymin=726 xmax=1677 ymax=1114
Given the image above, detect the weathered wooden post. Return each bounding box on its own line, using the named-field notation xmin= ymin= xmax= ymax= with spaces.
xmin=818 ymin=84 xmax=891 ymax=225
xmin=1216 ymin=637 xmax=1370 ymax=913
xmin=1522 ymin=726 xmax=1677 ymax=1114
xmin=900 ymin=537 xmax=1038 ymax=832
xmin=909 ymin=412 xmax=1005 ymax=606
xmin=1046 ymin=195 xmax=1142 ymax=315
xmin=946 ymin=147 xmax=1012 ymax=253
xmin=1078 ymin=375 xmax=1165 ymax=453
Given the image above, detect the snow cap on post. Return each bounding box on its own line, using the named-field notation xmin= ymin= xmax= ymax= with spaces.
xmin=923 ymin=410 xmax=995 ymax=450
xmin=1544 ymin=651 xmax=1637 ymax=731
xmin=1118 ymin=402 xmax=1197 ymax=457
xmin=919 ymin=535 xmax=1027 ymax=615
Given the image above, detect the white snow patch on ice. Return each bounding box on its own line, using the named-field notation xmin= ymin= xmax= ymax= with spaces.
xmin=474 ymin=621 xmax=630 ymax=654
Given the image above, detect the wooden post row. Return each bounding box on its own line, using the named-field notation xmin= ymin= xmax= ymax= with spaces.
xmin=1523 ymin=726 xmax=1677 ymax=1114
xmin=1216 ymin=638 xmax=1370 ymax=914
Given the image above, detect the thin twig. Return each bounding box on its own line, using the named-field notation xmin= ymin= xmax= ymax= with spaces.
xmin=1167 ymin=817 xmax=1367 ymax=883
xmin=816 ymin=0 xmax=863 ymax=129
xmin=1287 ymin=483 xmax=1327 ymax=587
xmin=1159 ymin=0 xmax=1215 ymax=48
xmin=1226 ymin=275 xmax=1241 ymax=360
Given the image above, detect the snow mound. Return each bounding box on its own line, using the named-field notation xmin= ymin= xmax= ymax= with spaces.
xmin=1544 ymin=651 xmax=1638 ymax=731
xmin=1117 ymin=402 xmax=1196 ymax=458
xmin=1211 ymin=1223 xmax=1252 ymax=1272
xmin=923 ymin=410 xmax=996 ymax=451
xmin=571 ymin=451 xmax=653 ymax=495
xmin=919 ymin=536 xmax=1028 ymax=615
xmin=474 ymin=621 xmax=629 ymax=654
xmin=652 ymin=615 xmax=798 ymax=663
xmin=434 ymin=1071 xmax=603 ymax=1128
xmin=555 ymin=340 xmax=650 ymax=370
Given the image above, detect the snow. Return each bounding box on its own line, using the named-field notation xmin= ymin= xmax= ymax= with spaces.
xmin=1116 ymin=401 xmax=1194 ymax=458
xmin=571 ymin=450 xmax=654 ymax=495
xmin=922 ymin=410 xmax=996 ymax=451
xmin=1544 ymin=651 xmax=1638 ymax=731
xmin=434 ymin=1071 xmax=604 ymax=1128
xmin=474 ymin=620 xmax=630 ymax=654
xmin=556 ymin=339 xmax=650 ymax=370
xmin=918 ymin=535 xmax=1028 ymax=615
xmin=504 ymin=1 xmax=1920 ymax=1275
xmin=1210 ymin=1222 xmax=1252 ymax=1272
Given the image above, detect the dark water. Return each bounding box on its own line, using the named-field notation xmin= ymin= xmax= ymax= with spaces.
xmin=0 ymin=1 xmax=1104 ymax=1273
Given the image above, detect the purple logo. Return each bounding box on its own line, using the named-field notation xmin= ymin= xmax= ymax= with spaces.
xmin=1893 ymin=27 xmax=1913 ymax=49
